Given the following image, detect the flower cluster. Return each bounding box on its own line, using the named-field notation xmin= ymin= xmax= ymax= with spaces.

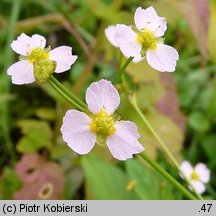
xmin=180 ymin=161 xmax=210 ymax=194
xmin=60 ymin=79 xmax=144 ymax=160
xmin=9 ymin=6 xmax=210 ymax=176
xmin=7 ymin=33 xmax=77 ymax=84
xmin=7 ymin=26 xmax=147 ymax=160
xmin=105 ymin=6 xmax=179 ymax=72
xmin=6 ymin=4 xmax=212 ymax=200
xmin=8 ymin=33 xmax=144 ymax=160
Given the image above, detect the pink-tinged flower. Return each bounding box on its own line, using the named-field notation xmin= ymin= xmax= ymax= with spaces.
xmin=105 ymin=6 xmax=179 ymax=72
xmin=105 ymin=25 xmax=119 ymax=47
xmin=61 ymin=79 xmax=144 ymax=160
xmin=7 ymin=33 xmax=77 ymax=84
xmin=180 ymin=161 xmax=210 ymax=194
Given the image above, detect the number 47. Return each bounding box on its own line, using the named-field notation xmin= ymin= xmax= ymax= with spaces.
xmin=200 ymin=204 xmax=212 ymax=212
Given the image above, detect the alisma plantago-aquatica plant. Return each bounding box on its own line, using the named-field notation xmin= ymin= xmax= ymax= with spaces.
xmin=7 ymin=6 xmax=210 ymax=200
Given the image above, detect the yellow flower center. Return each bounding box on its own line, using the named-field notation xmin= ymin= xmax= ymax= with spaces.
xmin=89 ymin=109 xmax=116 ymax=136
xmin=191 ymin=171 xmax=199 ymax=181
xmin=137 ymin=29 xmax=157 ymax=50
xmin=28 ymin=48 xmax=50 ymax=64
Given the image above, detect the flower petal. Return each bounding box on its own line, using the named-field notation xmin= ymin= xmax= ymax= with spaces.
xmin=11 ymin=33 xmax=31 ymax=55
xmin=195 ymin=163 xmax=210 ymax=183
xmin=11 ymin=34 xmax=47 ymax=56
xmin=7 ymin=60 xmax=35 ymax=85
xmin=134 ymin=6 xmax=167 ymax=37
xmin=60 ymin=110 xmax=96 ymax=154
xmin=106 ymin=135 xmax=133 ymax=160
xmin=146 ymin=44 xmax=179 ymax=72
xmin=154 ymin=17 xmax=167 ymax=37
xmin=106 ymin=121 xmax=144 ymax=160
xmin=180 ymin=161 xmax=193 ymax=179
xmin=30 ymin=34 xmax=46 ymax=49
xmin=133 ymin=54 xmax=144 ymax=63
xmin=86 ymin=79 xmax=120 ymax=115
xmin=105 ymin=25 xmax=118 ymax=47
xmin=115 ymin=121 xmax=144 ymax=152
xmin=115 ymin=24 xmax=142 ymax=58
xmin=49 ymin=46 xmax=78 ymax=73
xmin=116 ymin=121 xmax=140 ymax=139
xmin=190 ymin=180 xmax=206 ymax=194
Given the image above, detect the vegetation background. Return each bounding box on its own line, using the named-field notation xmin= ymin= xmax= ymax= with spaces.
xmin=0 ymin=0 xmax=215 ymax=199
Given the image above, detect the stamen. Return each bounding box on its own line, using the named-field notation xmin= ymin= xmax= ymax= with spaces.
xmin=28 ymin=48 xmax=50 ymax=64
xmin=89 ymin=108 xmax=116 ymax=137
xmin=136 ymin=29 xmax=157 ymax=50
xmin=190 ymin=171 xmax=200 ymax=181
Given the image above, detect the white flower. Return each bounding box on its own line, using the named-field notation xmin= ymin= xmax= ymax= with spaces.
xmin=7 ymin=33 xmax=78 ymax=84
xmin=180 ymin=161 xmax=210 ymax=194
xmin=60 ymin=79 xmax=144 ymax=160
xmin=105 ymin=25 xmax=119 ymax=47
xmin=105 ymin=6 xmax=179 ymax=72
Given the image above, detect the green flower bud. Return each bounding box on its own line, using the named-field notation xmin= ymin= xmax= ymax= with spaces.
xmin=33 ymin=59 xmax=56 ymax=83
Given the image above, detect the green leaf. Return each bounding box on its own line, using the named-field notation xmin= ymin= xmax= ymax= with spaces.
xmin=201 ymin=135 xmax=216 ymax=166
xmin=126 ymin=159 xmax=174 ymax=200
xmin=17 ymin=119 xmax=52 ymax=153
xmin=144 ymin=112 xmax=183 ymax=162
xmin=188 ymin=111 xmax=210 ymax=132
xmin=35 ymin=107 xmax=56 ymax=120
xmin=85 ymin=0 xmax=130 ymax=23
xmin=64 ymin=168 xmax=83 ymax=199
xmin=0 ymin=168 xmax=22 ymax=199
xmin=0 ymin=93 xmax=15 ymax=104
xmin=81 ymin=155 xmax=138 ymax=199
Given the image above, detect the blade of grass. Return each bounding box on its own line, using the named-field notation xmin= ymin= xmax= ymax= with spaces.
xmin=0 ymin=0 xmax=22 ymax=163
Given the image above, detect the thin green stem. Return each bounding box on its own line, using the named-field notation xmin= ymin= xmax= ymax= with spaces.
xmin=129 ymin=94 xmax=203 ymax=200
xmin=49 ymin=75 xmax=86 ymax=109
xmin=139 ymin=152 xmax=197 ymax=200
xmin=48 ymin=77 xmax=86 ymax=111
xmin=178 ymin=182 xmax=187 ymax=200
xmin=1 ymin=0 xmax=22 ymax=163
xmin=115 ymin=57 xmax=133 ymax=83
xmin=118 ymin=52 xmax=123 ymax=67
xmin=130 ymin=95 xmax=180 ymax=167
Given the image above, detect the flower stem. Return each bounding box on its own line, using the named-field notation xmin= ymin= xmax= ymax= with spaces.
xmin=115 ymin=57 xmax=133 ymax=83
xmin=129 ymin=94 xmax=203 ymax=200
xmin=49 ymin=75 xmax=86 ymax=108
xmin=48 ymin=75 xmax=86 ymax=111
xmin=139 ymin=152 xmax=197 ymax=200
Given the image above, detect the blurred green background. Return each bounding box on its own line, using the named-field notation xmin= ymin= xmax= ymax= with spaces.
xmin=0 ymin=0 xmax=215 ymax=199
